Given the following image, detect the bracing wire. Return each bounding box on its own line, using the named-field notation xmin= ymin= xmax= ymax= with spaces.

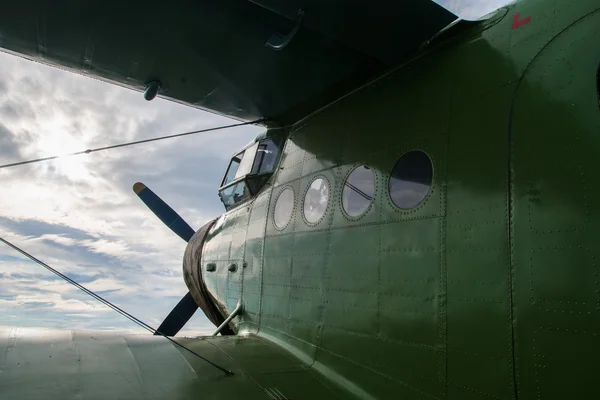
xmin=0 ymin=236 xmax=234 ymax=376
xmin=0 ymin=119 xmax=264 ymax=170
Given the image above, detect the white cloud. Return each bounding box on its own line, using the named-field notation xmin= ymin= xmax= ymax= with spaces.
xmin=79 ymin=238 xmax=136 ymax=258
xmin=83 ymin=278 xmax=130 ymax=293
xmin=64 ymin=313 xmax=97 ymax=318
xmin=1 ymin=292 xmax=111 ymax=312
xmin=36 ymin=234 xmax=78 ymax=247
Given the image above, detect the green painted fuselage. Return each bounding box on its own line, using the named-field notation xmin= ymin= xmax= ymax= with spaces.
xmin=201 ymin=1 xmax=600 ymax=398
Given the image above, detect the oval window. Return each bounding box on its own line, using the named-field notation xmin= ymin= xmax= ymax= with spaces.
xmin=303 ymin=178 xmax=329 ymax=224
xmin=274 ymin=187 xmax=294 ymax=229
xmin=342 ymin=166 xmax=375 ymax=217
xmin=389 ymin=151 xmax=433 ymax=209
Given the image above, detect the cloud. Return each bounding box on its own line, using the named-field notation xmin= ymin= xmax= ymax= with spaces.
xmin=0 ymin=122 xmax=21 ymax=160
xmin=79 ymin=238 xmax=137 ymax=258
xmin=0 ymin=292 xmax=111 ymax=312
xmin=37 ymin=233 xmax=79 ymax=247
xmin=0 ymin=49 xmax=262 ymax=335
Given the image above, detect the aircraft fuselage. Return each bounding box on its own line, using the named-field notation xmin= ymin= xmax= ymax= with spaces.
xmin=195 ymin=1 xmax=600 ymax=398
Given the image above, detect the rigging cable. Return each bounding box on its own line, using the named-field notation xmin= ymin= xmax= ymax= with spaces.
xmin=0 ymin=119 xmax=264 ymax=170
xmin=0 ymin=236 xmax=234 ymax=376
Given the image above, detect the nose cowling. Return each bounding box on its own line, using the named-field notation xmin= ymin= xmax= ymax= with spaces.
xmin=183 ymin=218 xmax=235 ymax=335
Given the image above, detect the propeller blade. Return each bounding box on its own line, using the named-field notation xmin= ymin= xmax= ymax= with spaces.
xmin=155 ymin=292 xmax=198 ymax=336
xmin=133 ymin=182 xmax=195 ymax=242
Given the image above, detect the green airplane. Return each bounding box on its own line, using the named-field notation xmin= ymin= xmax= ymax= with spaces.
xmin=2 ymin=0 xmax=600 ymax=398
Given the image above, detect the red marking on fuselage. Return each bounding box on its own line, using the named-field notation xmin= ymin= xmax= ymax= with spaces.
xmin=512 ymin=12 xmax=532 ymax=30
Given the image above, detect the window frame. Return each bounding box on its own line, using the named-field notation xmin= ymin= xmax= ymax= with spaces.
xmin=341 ymin=165 xmax=375 ymax=218
xmin=302 ymin=175 xmax=330 ymax=225
xmin=218 ymin=177 xmax=253 ymax=210
xmin=273 ymin=186 xmax=295 ymax=230
xmin=388 ymin=150 xmax=434 ymax=210
xmin=250 ymin=138 xmax=281 ymax=176
xmin=220 ymin=151 xmax=244 ymax=187
xmin=218 ymin=137 xmax=283 ymax=211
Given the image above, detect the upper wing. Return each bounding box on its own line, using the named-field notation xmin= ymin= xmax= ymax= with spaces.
xmin=0 ymin=0 xmax=456 ymax=124
xmin=0 ymin=326 xmax=342 ymax=399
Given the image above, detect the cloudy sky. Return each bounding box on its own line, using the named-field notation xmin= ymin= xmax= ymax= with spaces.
xmin=0 ymin=52 xmax=262 ymax=335
xmin=0 ymin=1 xmax=511 ymax=336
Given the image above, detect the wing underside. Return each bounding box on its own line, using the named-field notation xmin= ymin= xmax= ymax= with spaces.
xmin=0 ymin=0 xmax=456 ymax=124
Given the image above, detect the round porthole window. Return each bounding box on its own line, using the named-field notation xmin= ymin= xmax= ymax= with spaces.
xmin=274 ymin=187 xmax=294 ymax=229
xmin=342 ymin=166 xmax=375 ymax=217
xmin=389 ymin=150 xmax=433 ymax=209
xmin=303 ymin=177 xmax=329 ymax=224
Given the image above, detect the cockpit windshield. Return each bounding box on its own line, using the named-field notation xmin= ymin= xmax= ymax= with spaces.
xmin=218 ymin=136 xmax=283 ymax=210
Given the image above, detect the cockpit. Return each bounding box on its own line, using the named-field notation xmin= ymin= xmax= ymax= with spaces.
xmin=218 ymin=134 xmax=283 ymax=210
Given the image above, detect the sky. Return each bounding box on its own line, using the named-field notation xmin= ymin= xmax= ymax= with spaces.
xmin=0 ymin=53 xmax=262 ymax=335
xmin=0 ymin=0 xmax=512 ymax=336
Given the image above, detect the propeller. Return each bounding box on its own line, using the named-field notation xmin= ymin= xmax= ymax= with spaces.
xmin=133 ymin=182 xmax=197 ymax=336
xmin=155 ymin=292 xmax=199 ymax=336
xmin=133 ymin=182 xmax=195 ymax=242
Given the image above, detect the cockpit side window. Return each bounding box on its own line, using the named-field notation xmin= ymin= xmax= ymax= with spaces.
xmin=219 ymin=181 xmax=251 ymax=209
xmin=235 ymin=142 xmax=259 ymax=180
xmin=251 ymin=139 xmax=280 ymax=175
xmin=222 ymin=152 xmax=244 ymax=187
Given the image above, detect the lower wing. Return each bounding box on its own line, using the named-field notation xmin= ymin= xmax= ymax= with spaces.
xmin=0 ymin=326 xmax=340 ymax=400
